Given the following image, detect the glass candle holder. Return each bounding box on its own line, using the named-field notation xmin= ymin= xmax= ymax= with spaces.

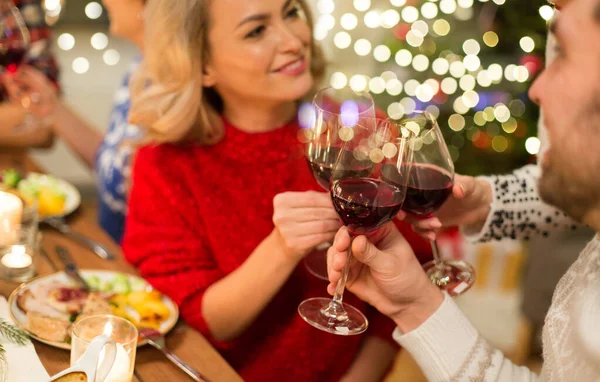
xmin=0 ymin=228 xmax=38 ymax=282
xmin=71 ymin=315 xmax=138 ymax=382
xmin=0 ymin=191 xmax=38 ymax=249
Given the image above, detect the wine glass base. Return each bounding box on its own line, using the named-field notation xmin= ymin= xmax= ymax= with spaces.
xmin=298 ymin=297 xmax=368 ymax=336
xmin=423 ymin=260 xmax=476 ymax=297
xmin=303 ymin=245 xmax=329 ymax=281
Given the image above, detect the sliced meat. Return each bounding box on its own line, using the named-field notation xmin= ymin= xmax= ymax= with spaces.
xmin=16 ymin=289 xmax=71 ymax=321
xmin=80 ymin=293 xmax=112 ymax=317
xmin=26 ymin=311 xmax=71 ymax=342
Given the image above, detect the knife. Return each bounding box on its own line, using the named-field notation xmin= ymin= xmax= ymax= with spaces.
xmin=56 ymin=246 xmax=90 ymax=292
xmin=46 ymin=217 xmax=116 ymax=261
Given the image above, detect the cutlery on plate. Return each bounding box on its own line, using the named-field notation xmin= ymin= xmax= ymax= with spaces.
xmin=46 ymin=217 xmax=116 ymax=261
xmin=55 ymin=245 xmax=90 ymax=291
xmin=139 ymin=327 xmax=210 ymax=382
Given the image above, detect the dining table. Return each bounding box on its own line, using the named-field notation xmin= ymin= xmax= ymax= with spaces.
xmin=0 ymin=150 xmax=244 ymax=382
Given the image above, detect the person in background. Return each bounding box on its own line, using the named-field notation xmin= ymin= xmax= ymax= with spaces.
xmin=122 ymin=0 xmax=431 ymax=380
xmin=328 ymin=0 xmax=600 ymax=379
xmin=4 ymin=0 xmax=145 ymax=243
xmin=0 ymin=0 xmax=59 ymax=148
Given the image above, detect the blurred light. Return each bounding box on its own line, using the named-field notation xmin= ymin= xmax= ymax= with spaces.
xmin=381 ymin=71 xmax=397 ymax=81
xmin=484 ymin=106 xmax=495 ymax=122
xmin=453 ymin=97 xmax=469 ymax=114
xmin=406 ymin=31 xmax=424 ymax=47
xmin=411 ymin=21 xmax=429 ymax=38
xmin=448 ymin=114 xmax=466 ymax=131
xmin=539 ymin=5 xmax=554 ymax=21
xmin=353 ymin=0 xmax=371 ymax=12
xmin=318 ymin=0 xmax=335 ymax=13
xmin=493 ymin=0 xmax=506 ymax=4
xmin=334 ymin=32 xmax=352 ymax=49
xmin=425 ymin=105 xmax=440 ymax=119
xmin=492 ymin=136 xmax=508 ymax=152
xmin=520 ymin=36 xmax=535 ymax=53
xmin=486 ymin=123 xmax=499 ymax=137
xmin=433 ymin=58 xmax=450 ymax=75
xmin=330 ymin=72 xmax=348 ymax=89
xmin=350 ymin=75 xmax=368 ymax=92
xmin=395 ymin=49 xmax=413 ymax=66
xmin=441 ymin=77 xmax=458 ymax=94
xmin=57 ymin=33 xmax=75 ymax=51
xmin=452 ymin=134 xmax=465 ymax=149
xmin=433 ymin=19 xmax=451 ymax=36
xmin=85 ymin=2 xmax=102 ymax=19
xmin=391 ymin=0 xmax=407 ymax=5
xmin=44 ymin=0 xmax=61 ymax=10
xmin=450 ymin=61 xmax=466 ymax=78
xmin=298 ymin=103 xmax=316 ymax=130
xmin=364 ymin=10 xmax=382 ymax=28
xmin=374 ymin=45 xmax=392 ymax=62
xmin=459 ymin=75 xmax=475 ymax=91
xmin=516 ymin=66 xmax=530 ymax=82
xmin=72 ymin=57 xmax=89 ymax=74
xmin=448 ymin=146 xmax=460 ymax=162
xmin=400 ymin=97 xmax=417 ymax=114
xmin=354 ymin=39 xmax=372 ymax=56
xmin=526 ymin=137 xmax=541 ymax=155
xmin=462 ymin=39 xmax=480 ymax=55
xmin=103 ymin=49 xmax=120 ymax=66
xmin=90 ymin=32 xmax=108 ymax=50
xmin=404 ymin=79 xmax=420 ymax=96
xmin=463 ymin=55 xmax=481 ymax=71
xmin=462 ymin=90 xmax=480 ymax=108
xmin=502 ymin=118 xmax=518 ymax=133
xmin=477 ymin=71 xmax=492 ymax=87
xmin=341 ymin=13 xmax=359 ymax=30
xmin=474 ymin=111 xmax=486 ymax=126
xmin=369 ymin=77 xmax=386 ymax=94
xmin=421 ymin=3 xmax=438 ymax=19
xmin=412 ymin=54 xmax=430 ymax=72
xmin=319 ymin=14 xmax=336 ymax=30
xmin=386 ymin=79 xmax=403 ymax=96
xmin=314 ymin=27 xmax=328 ymax=41
xmin=416 ymin=84 xmax=434 ymax=102
xmin=494 ymin=104 xmax=511 ymax=122
xmin=504 ymin=64 xmax=517 ymax=81
xmin=458 ymin=0 xmax=474 ymax=7
xmin=425 ymin=78 xmax=440 ymax=94
xmin=440 ymin=0 xmax=457 ymax=14
xmin=382 ymin=9 xmax=401 ymax=28
xmin=455 ymin=7 xmax=474 ymax=21
xmin=388 ymin=102 xmax=405 ymax=119
xmin=483 ymin=31 xmax=499 ymax=47
xmin=488 ymin=63 xmax=503 ymax=82
xmin=509 ymin=100 xmax=526 ymax=117
xmin=401 ymin=6 xmax=419 ymax=23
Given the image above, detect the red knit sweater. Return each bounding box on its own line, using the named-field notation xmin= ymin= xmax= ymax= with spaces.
xmin=123 ymin=119 xmax=432 ymax=381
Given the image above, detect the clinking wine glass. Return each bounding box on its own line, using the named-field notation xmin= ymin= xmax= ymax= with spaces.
xmin=302 ymin=87 xmax=376 ymax=280
xmin=298 ymin=118 xmax=413 ymax=335
xmin=392 ymin=111 xmax=475 ymax=296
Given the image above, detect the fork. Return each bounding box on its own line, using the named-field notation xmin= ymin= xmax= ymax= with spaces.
xmin=138 ymin=328 xmax=210 ymax=382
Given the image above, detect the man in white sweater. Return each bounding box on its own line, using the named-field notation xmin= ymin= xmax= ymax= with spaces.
xmin=327 ymin=0 xmax=600 ymax=379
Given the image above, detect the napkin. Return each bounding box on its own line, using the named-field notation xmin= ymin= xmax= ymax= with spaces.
xmin=0 ymin=296 xmax=50 ymax=382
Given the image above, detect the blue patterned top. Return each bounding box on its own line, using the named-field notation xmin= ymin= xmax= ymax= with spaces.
xmin=95 ymin=58 xmax=142 ymax=244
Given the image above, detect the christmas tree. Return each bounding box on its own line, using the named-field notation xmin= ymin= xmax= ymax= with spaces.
xmin=312 ymin=0 xmax=551 ymax=175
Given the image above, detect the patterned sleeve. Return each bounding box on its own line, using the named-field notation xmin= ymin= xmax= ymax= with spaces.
xmin=394 ymin=294 xmax=538 ymax=381
xmin=462 ymin=165 xmax=582 ymax=243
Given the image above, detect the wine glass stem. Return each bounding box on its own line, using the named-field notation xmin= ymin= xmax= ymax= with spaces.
xmin=430 ymin=239 xmax=445 ymax=270
xmin=322 ymin=235 xmax=355 ymax=319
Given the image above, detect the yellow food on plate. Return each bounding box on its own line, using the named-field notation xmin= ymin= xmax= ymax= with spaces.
xmin=38 ymin=186 xmax=66 ymax=216
xmin=127 ymin=292 xmax=170 ymax=320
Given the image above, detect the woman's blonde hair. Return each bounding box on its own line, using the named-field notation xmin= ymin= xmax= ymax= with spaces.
xmin=128 ymin=0 xmax=326 ymax=144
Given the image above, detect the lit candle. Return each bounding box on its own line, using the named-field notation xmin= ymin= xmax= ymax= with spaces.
xmin=1 ymin=245 xmax=33 ymax=269
xmin=104 ymin=343 xmax=133 ymax=382
xmin=0 ymin=191 xmax=23 ymax=247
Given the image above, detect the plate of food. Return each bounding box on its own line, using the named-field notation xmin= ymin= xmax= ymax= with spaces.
xmin=1 ymin=169 xmax=81 ymax=219
xmin=8 ymin=270 xmax=179 ymax=350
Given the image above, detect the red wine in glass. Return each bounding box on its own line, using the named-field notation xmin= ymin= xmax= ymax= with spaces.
xmin=307 ymin=147 xmax=372 ymax=190
xmin=331 ymin=178 xmax=405 ymax=234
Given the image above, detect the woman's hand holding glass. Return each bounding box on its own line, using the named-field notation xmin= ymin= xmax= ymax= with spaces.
xmin=272 ymin=191 xmax=342 ymax=262
xmin=3 ymin=66 xmax=59 ymax=121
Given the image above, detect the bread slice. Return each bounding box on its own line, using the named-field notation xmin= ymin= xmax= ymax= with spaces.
xmin=52 ymin=372 xmax=87 ymax=382
xmin=26 ymin=311 xmax=71 ymax=342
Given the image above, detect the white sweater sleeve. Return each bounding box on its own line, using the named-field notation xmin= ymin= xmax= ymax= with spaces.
xmin=462 ymin=165 xmax=581 ymax=243
xmin=394 ymin=294 xmax=538 ymax=381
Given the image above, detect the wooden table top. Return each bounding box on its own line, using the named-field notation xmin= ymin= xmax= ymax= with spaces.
xmin=0 ymin=151 xmax=243 ymax=382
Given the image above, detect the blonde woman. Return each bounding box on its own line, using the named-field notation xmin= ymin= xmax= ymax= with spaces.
xmin=122 ymin=0 xmax=432 ymax=380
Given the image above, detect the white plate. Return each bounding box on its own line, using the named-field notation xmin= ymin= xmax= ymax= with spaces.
xmin=27 ymin=172 xmax=81 ymax=219
xmin=8 ymin=270 xmax=179 ymax=350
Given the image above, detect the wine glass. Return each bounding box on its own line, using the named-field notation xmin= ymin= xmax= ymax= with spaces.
xmin=298 ymin=118 xmax=413 ymax=335
xmin=302 ymin=87 xmax=376 ymax=280
xmin=0 ymin=0 xmax=35 ymax=130
xmin=395 ymin=111 xmax=475 ymax=296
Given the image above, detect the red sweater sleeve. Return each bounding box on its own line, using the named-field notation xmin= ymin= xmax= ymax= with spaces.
xmin=122 ymin=145 xmax=231 ymax=348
